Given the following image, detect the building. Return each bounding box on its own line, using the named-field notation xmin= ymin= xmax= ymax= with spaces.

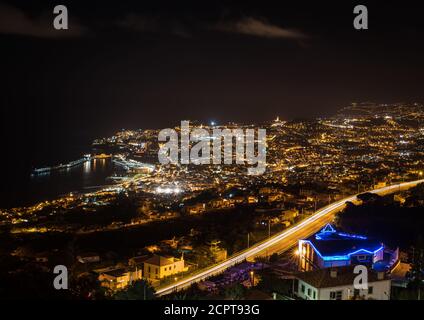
xmin=77 ymin=252 xmax=100 ymax=264
xmin=298 ymin=224 xmax=398 ymax=272
xmin=295 ymin=266 xmax=391 ymax=300
xmin=280 ymin=208 xmax=299 ymax=221
xmin=207 ymin=240 xmax=228 ymax=263
xmin=247 ymin=196 xmax=258 ymax=204
xmin=143 ymin=254 xmax=188 ymax=281
xmin=99 ymin=267 xmax=143 ymax=291
xmin=128 ymin=255 xmax=150 ymax=268
xmin=184 ymin=203 xmax=206 ymax=214
xmin=209 ymin=198 xmax=234 ymax=209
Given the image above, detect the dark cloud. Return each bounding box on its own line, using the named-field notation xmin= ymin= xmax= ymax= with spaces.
xmin=116 ymin=14 xmax=192 ymax=38
xmin=0 ymin=3 xmax=87 ymax=38
xmin=114 ymin=14 xmax=305 ymax=40
xmin=214 ymin=17 xmax=307 ymax=39
xmin=0 ymin=3 xmax=305 ymax=41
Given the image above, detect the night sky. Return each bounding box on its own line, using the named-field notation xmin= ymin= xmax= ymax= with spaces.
xmin=1 ymin=0 xmax=424 ymax=201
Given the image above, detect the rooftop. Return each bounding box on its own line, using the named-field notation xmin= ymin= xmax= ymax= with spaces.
xmin=296 ymin=265 xmax=388 ymax=288
xmin=304 ymin=224 xmax=383 ymax=259
xmin=144 ymin=254 xmax=180 ymax=266
xmin=102 ymin=268 xmax=128 ymax=278
xmin=129 ymin=255 xmax=150 ymax=265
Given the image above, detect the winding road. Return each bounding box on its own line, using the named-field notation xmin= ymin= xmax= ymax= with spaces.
xmin=156 ymin=179 xmax=424 ymax=296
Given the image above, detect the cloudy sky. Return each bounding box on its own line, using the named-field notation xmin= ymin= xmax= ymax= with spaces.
xmin=1 ymin=0 xmax=424 ymax=171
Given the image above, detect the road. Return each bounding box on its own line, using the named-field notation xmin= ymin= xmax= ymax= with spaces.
xmin=156 ymin=179 xmax=424 ymax=296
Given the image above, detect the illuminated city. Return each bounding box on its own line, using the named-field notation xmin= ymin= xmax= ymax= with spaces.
xmin=1 ymin=1 xmax=424 ymax=312
xmin=1 ymin=102 xmax=424 ymax=301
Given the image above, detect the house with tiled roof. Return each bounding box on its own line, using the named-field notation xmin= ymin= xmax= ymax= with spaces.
xmin=98 ymin=267 xmax=143 ymax=291
xmin=143 ymin=254 xmax=188 ymax=281
xmin=295 ymin=265 xmax=391 ymax=300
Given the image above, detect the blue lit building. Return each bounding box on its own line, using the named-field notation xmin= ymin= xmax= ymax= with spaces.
xmin=298 ymin=224 xmax=398 ymax=272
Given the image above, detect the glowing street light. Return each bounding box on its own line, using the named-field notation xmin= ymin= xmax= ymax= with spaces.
xmin=250 ymin=270 xmax=254 ymax=287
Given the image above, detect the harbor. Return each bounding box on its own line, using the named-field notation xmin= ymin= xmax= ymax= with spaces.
xmin=31 ymin=154 xmax=92 ymax=176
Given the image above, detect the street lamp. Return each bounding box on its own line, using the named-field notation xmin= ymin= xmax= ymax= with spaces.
xmin=250 ymin=271 xmax=254 ymax=287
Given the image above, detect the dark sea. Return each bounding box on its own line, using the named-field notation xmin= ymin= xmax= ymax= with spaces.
xmin=1 ymin=131 xmax=122 ymax=209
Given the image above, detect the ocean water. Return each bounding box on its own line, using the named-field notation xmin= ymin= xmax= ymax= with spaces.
xmin=1 ymin=158 xmax=121 ymax=209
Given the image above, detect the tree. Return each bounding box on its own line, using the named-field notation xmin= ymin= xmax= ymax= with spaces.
xmin=269 ymin=253 xmax=279 ymax=263
xmin=254 ymin=256 xmax=268 ymax=264
xmin=257 ymin=271 xmax=292 ymax=296
xmin=71 ymin=272 xmax=107 ymax=300
xmin=357 ymin=192 xmax=381 ymax=203
xmin=113 ymin=279 xmax=155 ymax=300
xmin=224 ymin=283 xmax=246 ymax=300
xmin=165 ymin=285 xmax=203 ymax=300
xmin=409 ymin=236 xmax=424 ymax=300
xmin=0 ymin=262 xmax=72 ymax=300
xmin=406 ymin=183 xmax=424 ymax=207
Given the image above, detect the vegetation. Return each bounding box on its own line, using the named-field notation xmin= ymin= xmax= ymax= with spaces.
xmin=336 ymin=184 xmax=424 ymax=248
xmin=406 ymin=236 xmax=424 ymax=300
xmin=256 ymin=270 xmax=292 ymax=296
xmin=223 ymin=283 xmax=246 ymax=300
xmin=113 ymin=279 xmax=155 ymax=300
xmin=70 ymin=271 xmax=107 ymax=299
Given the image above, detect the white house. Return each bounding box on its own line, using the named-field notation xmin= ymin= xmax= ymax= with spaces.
xmin=295 ymin=266 xmax=391 ymax=300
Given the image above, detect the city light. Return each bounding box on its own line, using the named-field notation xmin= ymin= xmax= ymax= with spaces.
xmin=155 ymin=187 xmax=182 ymax=194
xmin=156 ymin=180 xmax=424 ymax=296
xmin=3 ymin=0 xmax=424 ymax=303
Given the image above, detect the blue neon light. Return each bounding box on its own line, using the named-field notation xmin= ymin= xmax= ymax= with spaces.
xmin=320 ymin=224 xmax=336 ymax=233
xmin=315 ymin=224 xmax=368 ymax=240
xmin=316 ymin=232 xmax=368 ymax=241
xmin=301 ymin=240 xmax=384 ymax=262
xmin=337 ymin=232 xmax=367 ymax=240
